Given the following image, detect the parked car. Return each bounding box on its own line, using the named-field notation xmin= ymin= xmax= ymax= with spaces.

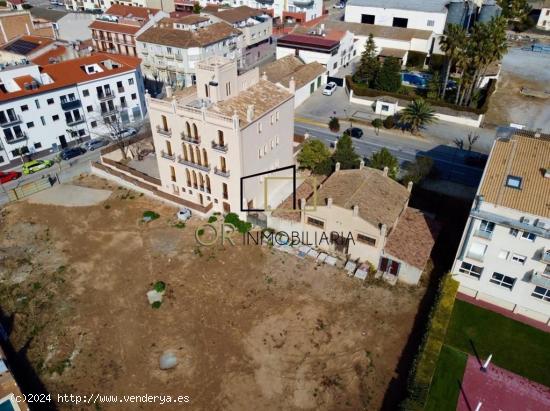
xmin=61 ymin=147 xmax=86 ymax=161
xmin=322 ymin=82 xmax=337 ymax=96
xmin=177 ymin=208 xmax=192 ymax=222
xmin=83 ymin=138 xmax=109 ymax=151
xmin=344 ymin=127 xmax=364 ymax=139
xmin=0 ymin=170 xmax=21 ymax=184
xmin=22 ymin=160 xmax=54 ymax=175
xmin=333 ymin=2 xmax=345 ymax=8
xmin=111 ymin=127 xmax=137 ymax=140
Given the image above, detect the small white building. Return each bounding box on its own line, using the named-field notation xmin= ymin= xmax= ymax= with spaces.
xmin=0 ymin=53 xmax=146 ymax=168
xmin=451 ymin=130 xmax=550 ymax=324
xmin=537 ymin=0 xmax=550 ymax=30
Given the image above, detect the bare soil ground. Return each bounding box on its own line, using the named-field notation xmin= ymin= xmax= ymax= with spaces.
xmin=0 ymin=176 xmax=425 ymax=411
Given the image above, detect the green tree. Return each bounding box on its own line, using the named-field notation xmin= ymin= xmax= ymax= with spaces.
xmin=374 ymin=57 xmax=401 ymax=92
xmin=439 ymin=24 xmax=466 ymax=99
xmin=372 ymin=118 xmax=383 ymax=134
xmin=427 ymin=71 xmax=442 ymax=99
xmin=328 ymin=116 xmax=340 ymax=132
xmin=400 ymin=98 xmax=437 ymax=134
xmin=369 ymin=148 xmax=399 ymax=179
xmin=192 ymin=2 xmax=202 ymax=13
xmin=354 ymin=34 xmax=379 ymax=87
xmin=498 ymin=0 xmax=531 ymax=20
xmin=313 ymin=157 xmax=334 ymax=176
xmin=332 ymin=133 xmax=360 ymax=170
xmin=297 ymin=139 xmax=331 ymax=171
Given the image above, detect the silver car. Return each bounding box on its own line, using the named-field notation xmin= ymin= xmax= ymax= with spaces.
xmin=83 ymin=138 xmax=109 ymax=151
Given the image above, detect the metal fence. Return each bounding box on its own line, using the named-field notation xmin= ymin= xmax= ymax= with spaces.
xmin=5 ymin=176 xmax=56 ymax=202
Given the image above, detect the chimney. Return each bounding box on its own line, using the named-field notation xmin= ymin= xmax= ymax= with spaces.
xmin=165 ymin=85 xmax=173 ymax=99
xmin=327 ymin=197 xmax=333 ymax=208
xmin=262 ymin=71 xmax=268 ymax=81
xmin=359 ymin=160 xmax=365 ymax=170
xmin=353 ymin=205 xmax=359 ymax=217
xmin=383 ymin=166 xmax=389 ymax=177
xmin=289 ymin=76 xmax=296 ymax=93
xmin=380 ymin=224 xmax=387 ymax=237
xmin=246 ymin=105 xmax=254 ymax=122
xmin=407 ymin=181 xmax=413 ymax=192
xmin=335 ymin=162 xmax=341 ymax=172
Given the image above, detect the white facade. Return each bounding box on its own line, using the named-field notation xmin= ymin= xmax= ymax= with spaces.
xmin=66 ymin=0 xmax=175 ymax=13
xmin=0 ymin=56 xmax=146 ymax=167
xmin=537 ymin=7 xmax=550 ymax=30
xmin=201 ymin=0 xmax=323 ymax=22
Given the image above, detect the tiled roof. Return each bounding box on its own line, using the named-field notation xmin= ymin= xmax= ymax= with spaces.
xmin=211 ymin=79 xmax=293 ymax=126
xmin=170 ymin=14 xmax=210 ymax=24
xmin=105 ymin=4 xmax=159 ymax=19
xmin=277 ymin=33 xmax=339 ymax=50
xmin=307 ymin=168 xmax=410 ymax=228
xmin=210 ymin=6 xmax=264 ymax=24
xmin=89 ymin=20 xmax=141 ymax=35
xmin=323 ymin=20 xmax=432 ymax=41
xmin=272 ymin=176 xmax=325 ymax=222
xmin=262 ymin=55 xmax=325 ymax=89
xmin=137 ymin=21 xmax=241 ymax=48
xmin=384 ymin=208 xmax=440 ymax=270
xmin=479 ymin=132 xmax=550 ymax=218
xmin=379 ymin=47 xmax=407 ymax=58
xmin=0 ymin=53 xmax=140 ymax=102
xmin=30 ymin=44 xmax=66 ymax=65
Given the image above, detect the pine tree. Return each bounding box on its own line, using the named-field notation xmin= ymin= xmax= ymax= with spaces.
xmin=332 ymin=133 xmax=360 ymax=170
xmin=297 ymin=139 xmax=331 ymax=171
xmin=369 ymin=148 xmax=399 ymax=180
xmin=354 ymin=34 xmax=379 ymax=87
xmin=374 ymin=57 xmax=402 ymax=92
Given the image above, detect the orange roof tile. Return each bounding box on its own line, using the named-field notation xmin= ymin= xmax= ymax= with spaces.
xmin=89 ymin=20 xmax=141 ymax=35
xmin=31 ymin=45 xmax=66 ymax=65
xmin=105 ymin=4 xmax=159 ymax=19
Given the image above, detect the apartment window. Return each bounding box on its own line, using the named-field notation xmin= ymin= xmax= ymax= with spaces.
xmin=257 ymin=122 xmax=262 ymax=133
xmin=26 ymin=121 xmax=34 ymax=128
xmin=276 ymin=135 xmax=279 ymax=145
xmin=361 ymin=14 xmax=375 ymax=24
xmin=131 ymin=93 xmax=137 ymax=100
xmin=276 ymin=111 xmax=279 ymax=121
xmin=258 ymin=148 xmax=262 ymax=158
xmin=521 ymin=231 xmax=536 ymax=241
xmin=222 ymin=183 xmax=228 ymax=200
xmin=532 ymin=286 xmax=550 ymax=302
xmin=91 ymin=121 xmax=97 ymax=128
xmin=307 ymin=216 xmax=324 ymax=229
xmin=480 ymin=220 xmax=494 ymax=232
xmin=509 ymin=228 xmax=519 ymax=237
xmin=78 ymin=129 xmax=86 ymax=136
xmin=497 ymin=250 xmax=509 ymax=260
xmin=427 ymin=19 xmax=435 ymax=27
xmin=270 ymin=114 xmax=274 ymax=125
xmin=117 ymin=81 xmax=124 ymax=92
xmin=511 ymin=254 xmax=527 ymax=264
xmin=83 ymin=89 xmax=90 ymax=97
xmin=52 ymin=114 xmax=59 ymax=121
xmin=392 ymin=17 xmax=408 ymax=28
xmin=34 ymin=142 xmax=42 ymax=149
xmin=170 ymin=165 xmax=176 ymax=182
xmin=333 ymin=62 xmax=337 ymax=70
xmin=226 ymin=82 xmax=231 ymax=96
xmin=459 ymin=262 xmax=483 ymax=279
xmin=35 ymin=99 xmax=40 ymax=109
xmin=357 ymin=233 xmax=376 ymax=247
xmin=40 ymin=116 xmax=46 ymax=126
xmin=490 ymin=272 xmax=516 ymax=290
xmin=87 ymin=105 xmax=93 ymax=112
xmin=270 ymin=140 xmax=274 ymax=149
xmin=506 ymin=175 xmax=522 ymax=189
xmin=21 ymin=104 xmax=28 ymax=111
xmin=128 ymin=78 xmax=134 ymax=85
xmin=47 ymin=98 xmax=54 ymax=105
xmin=167 ymin=47 xmax=172 ymax=54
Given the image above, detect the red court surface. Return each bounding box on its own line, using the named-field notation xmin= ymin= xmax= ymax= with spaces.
xmin=457 ymin=356 xmax=550 ymax=411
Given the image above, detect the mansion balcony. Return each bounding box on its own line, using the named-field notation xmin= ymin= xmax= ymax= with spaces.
xmin=211 ymin=141 xmax=228 ymax=152
xmin=182 ymin=134 xmax=200 ymax=145
xmin=177 ymin=156 xmax=210 ymax=172
xmin=214 ymin=167 xmax=230 ymax=178
xmin=161 ymin=151 xmax=175 ymax=161
xmin=156 ymin=126 xmax=172 ymax=137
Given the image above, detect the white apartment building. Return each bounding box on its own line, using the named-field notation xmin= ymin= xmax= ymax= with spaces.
xmin=66 ymin=0 xmax=175 ymax=13
xmin=537 ymin=1 xmax=550 ymax=30
xmin=0 ymin=53 xmax=146 ymax=168
xmin=451 ymin=130 xmax=550 ymax=324
xmin=136 ymin=15 xmax=244 ymax=88
xmin=147 ymin=55 xmax=294 ymax=216
xmin=201 ymin=0 xmax=323 ymax=23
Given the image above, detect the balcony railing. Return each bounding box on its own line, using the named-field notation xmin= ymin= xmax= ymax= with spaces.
xmin=466 ymin=251 xmax=484 ymax=262
xmin=66 ymin=117 xmax=85 ymax=126
xmin=101 ymin=108 xmax=118 ymax=117
xmin=542 ymin=250 xmax=550 ymax=264
xmin=198 ymin=186 xmax=211 ymax=194
xmin=61 ymin=99 xmax=82 ymax=111
xmin=214 ymin=167 xmax=230 ymax=178
xmin=161 ymin=151 xmax=175 ymax=161
xmin=175 ymin=54 xmax=183 ymax=61
xmin=6 ymin=132 xmax=27 ymax=144
xmin=177 ymin=156 xmax=210 ymax=172
xmin=156 ymin=126 xmax=172 ymax=137
xmin=293 ymin=0 xmax=314 ymax=7
xmin=531 ymin=271 xmax=550 ymax=289
xmin=474 ymin=229 xmax=493 ymax=240
xmin=0 ymin=115 xmax=22 ymax=127
xmin=118 ymin=87 xmax=125 ymax=93
xmin=98 ymin=92 xmax=115 ymax=101
xmin=181 ymin=134 xmax=200 ymax=145
xmin=211 ymin=141 xmax=228 ymax=152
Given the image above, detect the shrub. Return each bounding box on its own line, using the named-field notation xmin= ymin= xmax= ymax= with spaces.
xmin=328 ymin=117 xmax=340 ymax=132
xmin=208 ymin=216 xmax=217 ymax=223
xmin=406 ymin=51 xmax=427 ymax=68
xmin=383 ymin=115 xmax=395 ymax=129
xmin=151 ymin=301 xmax=162 ymax=309
xmin=224 ymin=212 xmax=252 ymax=234
xmin=428 ymin=54 xmax=446 ymax=72
xmin=143 ymin=210 xmax=160 ymax=220
xmin=372 ymin=118 xmax=383 ymax=129
xmin=21 ymin=3 xmax=32 ymax=9
xmin=153 ymin=281 xmax=166 ymax=293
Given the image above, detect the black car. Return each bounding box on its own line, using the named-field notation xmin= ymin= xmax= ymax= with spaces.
xmin=344 ymin=127 xmax=364 ymax=139
xmin=61 ymin=147 xmax=86 ymax=160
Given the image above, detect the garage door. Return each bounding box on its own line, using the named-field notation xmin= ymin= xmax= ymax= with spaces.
xmin=327 ymin=76 xmax=344 ymax=87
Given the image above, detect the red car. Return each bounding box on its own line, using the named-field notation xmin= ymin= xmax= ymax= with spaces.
xmin=0 ymin=170 xmax=21 ymax=184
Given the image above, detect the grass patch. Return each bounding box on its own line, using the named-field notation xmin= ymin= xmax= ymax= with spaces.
xmin=143 ymin=210 xmax=160 ymax=220
xmin=425 ymin=345 xmax=467 ymax=411
xmin=173 ymin=222 xmax=185 ymax=229
xmin=445 ymin=299 xmax=550 ymax=387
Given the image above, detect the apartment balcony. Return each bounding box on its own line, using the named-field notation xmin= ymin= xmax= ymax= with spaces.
xmin=61 ymin=99 xmax=82 ymax=111
xmin=156 ymin=126 xmax=172 ymax=137
xmin=466 ymin=251 xmax=484 ymax=262
xmin=161 ymin=151 xmax=175 ymax=161
xmin=530 ymin=271 xmax=550 ymax=289
xmin=6 ymin=132 xmax=27 ymax=144
xmin=542 ymin=249 xmax=550 ymax=264
xmin=214 ymin=167 xmax=230 ymax=178
xmin=101 ymin=108 xmax=118 ymax=117
xmin=198 ymin=186 xmax=211 ymax=194
xmin=141 ymin=50 xmax=149 ymax=56
xmin=181 ymin=134 xmax=200 ymax=145
xmin=257 ymin=0 xmax=274 ymax=4
xmin=98 ymin=92 xmax=115 ymax=101
xmin=175 ymin=54 xmax=183 ymax=61
xmin=177 ymin=156 xmax=210 ymax=172
xmin=292 ymin=0 xmax=314 ymax=7
xmin=0 ymin=115 xmax=22 ymax=127
xmin=66 ymin=117 xmax=85 ymax=126
xmin=474 ymin=229 xmax=493 ymax=240
xmin=165 ymin=54 xmax=174 ymax=60
xmin=211 ymin=141 xmax=228 ymax=153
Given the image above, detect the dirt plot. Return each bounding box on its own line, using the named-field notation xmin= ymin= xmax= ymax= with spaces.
xmin=0 ymin=176 xmax=425 ymax=410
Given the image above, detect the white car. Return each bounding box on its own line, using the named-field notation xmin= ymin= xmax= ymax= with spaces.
xmin=333 ymin=2 xmax=345 ymax=8
xmin=322 ymin=82 xmax=337 ymax=96
xmin=177 ymin=208 xmax=192 ymax=222
xmin=111 ymin=127 xmax=137 ymax=140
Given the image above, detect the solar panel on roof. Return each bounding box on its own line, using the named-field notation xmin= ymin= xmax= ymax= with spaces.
xmin=5 ymin=39 xmax=40 ymax=55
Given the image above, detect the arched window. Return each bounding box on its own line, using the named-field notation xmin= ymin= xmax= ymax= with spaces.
xmin=199 ymin=173 xmax=204 ymax=190
xmin=182 ymin=144 xmax=188 ymax=161
xmin=192 ymin=170 xmax=197 ymax=188
xmin=185 ymin=169 xmax=191 ymax=187
xmin=195 ymin=146 xmax=201 ymax=165
xmin=189 ymin=146 xmax=195 ymax=163
xmin=202 ymin=148 xmax=208 ymax=166
xmin=205 ymin=175 xmax=211 ymax=193
xmin=192 ymin=123 xmax=199 ymax=140
xmin=185 ymin=121 xmax=191 ymax=137
xmin=217 ymin=130 xmax=224 ymax=145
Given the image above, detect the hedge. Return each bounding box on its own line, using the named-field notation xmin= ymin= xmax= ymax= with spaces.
xmin=406 ymin=51 xmax=427 ymax=68
xmin=347 ymin=76 xmax=497 ymax=115
xmin=400 ymin=274 xmax=459 ymax=411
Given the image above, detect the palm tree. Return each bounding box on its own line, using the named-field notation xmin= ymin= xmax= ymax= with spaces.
xmin=439 ymin=24 xmax=466 ymax=100
xmin=400 ymin=99 xmax=437 ymax=134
